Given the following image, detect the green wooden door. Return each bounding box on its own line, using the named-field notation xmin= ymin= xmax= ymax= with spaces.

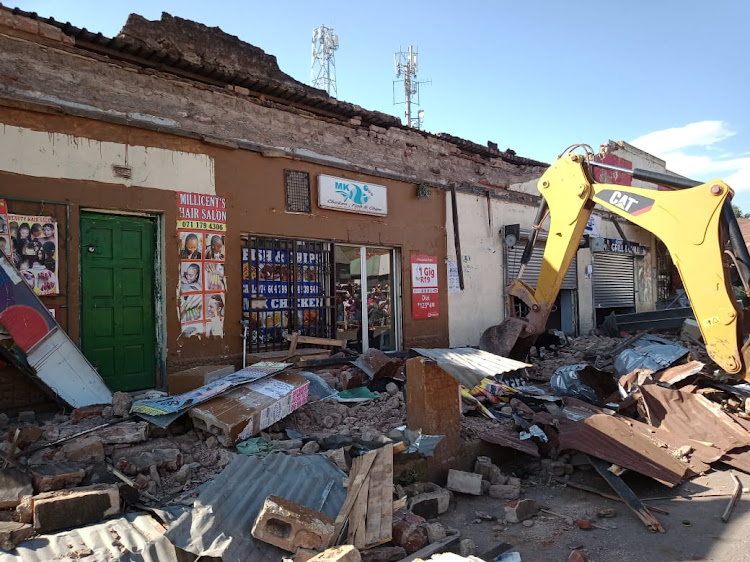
xmin=81 ymin=213 xmax=156 ymax=391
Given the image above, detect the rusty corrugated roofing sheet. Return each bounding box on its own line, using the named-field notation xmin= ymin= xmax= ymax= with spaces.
xmin=412 ymin=348 xmax=530 ymax=390
xmin=7 ymin=512 xmax=178 ymax=561
xmin=165 ymin=452 xmax=347 ymax=561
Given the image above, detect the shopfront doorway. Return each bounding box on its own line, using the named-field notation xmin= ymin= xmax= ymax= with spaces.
xmin=335 ymin=245 xmax=400 ymax=352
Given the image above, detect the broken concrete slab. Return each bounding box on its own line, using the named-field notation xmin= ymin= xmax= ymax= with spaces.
xmin=488 ymin=482 xmax=521 ymax=501
xmin=96 ymin=421 xmax=150 ymax=444
xmin=251 ymin=494 xmax=335 ymax=552
xmin=446 ymin=469 xmax=483 ymax=496
xmin=359 ymin=545 xmax=406 ymax=561
xmin=111 ymin=391 xmax=134 ymax=417
xmin=30 ymin=462 xmax=86 ymax=492
xmin=32 ymin=484 xmax=121 ymax=533
xmin=504 ymin=499 xmax=538 ymax=524
xmin=0 ymin=521 xmax=34 ymax=551
xmin=0 ymin=468 xmax=32 ymax=508
xmin=113 ymin=448 xmax=181 ymax=475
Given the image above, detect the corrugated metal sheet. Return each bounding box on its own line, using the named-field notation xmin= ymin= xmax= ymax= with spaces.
xmin=506 ymin=243 xmax=577 ymax=290
xmin=165 ymin=453 xmax=347 ymax=561
xmin=6 ymin=513 xmax=178 ymax=561
xmin=411 ymin=348 xmax=530 ymax=389
xmin=593 ymin=253 xmax=635 ymax=308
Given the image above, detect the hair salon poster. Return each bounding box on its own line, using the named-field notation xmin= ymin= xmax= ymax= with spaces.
xmin=0 ymin=200 xmax=60 ymax=296
xmin=177 ymin=192 xmax=227 ymax=338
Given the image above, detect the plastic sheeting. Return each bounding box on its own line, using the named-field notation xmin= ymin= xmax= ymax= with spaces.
xmin=613 ymin=334 xmax=688 ymax=377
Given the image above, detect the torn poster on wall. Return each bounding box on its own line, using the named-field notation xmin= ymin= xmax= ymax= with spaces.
xmin=0 ymin=201 xmax=60 ymax=296
xmin=177 ymin=192 xmax=227 ymax=338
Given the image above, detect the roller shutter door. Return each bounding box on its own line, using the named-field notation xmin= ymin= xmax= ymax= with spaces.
xmin=593 ymin=253 xmax=635 ymax=307
xmin=506 ymin=244 xmax=577 ymax=290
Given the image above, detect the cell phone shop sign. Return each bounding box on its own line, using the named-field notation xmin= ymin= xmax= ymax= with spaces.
xmin=318 ymin=174 xmax=388 ymax=216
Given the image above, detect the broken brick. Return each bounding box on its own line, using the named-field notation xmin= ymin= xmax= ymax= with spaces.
xmin=61 ymin=436 xmax=105 ymax=463
xmin=488 ymin=482 xmax=521 ymax=500
xmin=391 ymin=509 xmax=428 ymax=554
xmin=0 ymin=521 xmax=34 ymax=551
xmin=251 ymin=495 xmax=335 ymax=552
xmin=32 ymin=484 xmax=121 ymax=533
xmin=0 ymin=468 xmax=32 ymax=509
xmin=30 ymin=462 xmax=86 ymax=492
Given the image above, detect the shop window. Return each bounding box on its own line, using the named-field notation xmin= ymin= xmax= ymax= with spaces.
xmin=242 ymin=236 xmax=334 ymax=352
xmin=335 ymin=245 xmax=399 ymax=352
xmin=285 ymin=170 xmax=311 ymax=213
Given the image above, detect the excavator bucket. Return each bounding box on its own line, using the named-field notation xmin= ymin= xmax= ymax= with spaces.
xmin=479 ymin=317 xmax=536 ymax=361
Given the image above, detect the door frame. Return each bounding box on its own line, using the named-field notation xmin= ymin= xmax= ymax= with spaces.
xmin=79 ymin=209 xmax=166 ymax=389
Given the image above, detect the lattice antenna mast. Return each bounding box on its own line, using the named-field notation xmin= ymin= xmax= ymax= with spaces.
xmin=311 ymin=25 xmax=339 ymax=97
xmin=393 ymin=46 xmax=430 ymax=129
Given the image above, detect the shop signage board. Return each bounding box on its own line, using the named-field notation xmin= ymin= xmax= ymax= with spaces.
xmin=317 ymin=174 xmax=388 ymax=216
xmin=603 ymin=237 xmax=646 ymax=256
xmin=411 ymin=254 xmax=439 ymax=319
xmin=0 ymin=200 xmax=60 ymax=296
xmin=177 ymin=192 xmax=227 ymax=338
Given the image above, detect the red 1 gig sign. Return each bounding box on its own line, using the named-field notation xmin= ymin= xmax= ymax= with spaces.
xmin=411 ymin=254 xmax=439 ymax=319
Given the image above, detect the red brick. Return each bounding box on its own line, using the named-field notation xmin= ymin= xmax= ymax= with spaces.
xmin=32 ymin=485 xmax=120 ymax=533
xmin=391 ymin=509 xmax=428 ymax=554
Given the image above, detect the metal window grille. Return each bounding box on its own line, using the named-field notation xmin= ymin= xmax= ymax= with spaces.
xmin=285 ymin=170 xmax=311 ymax=213
xmin=242 ymin=235 xmax=334 ymax=352
xmin=656 ymin=240 xmax=674 ymax=302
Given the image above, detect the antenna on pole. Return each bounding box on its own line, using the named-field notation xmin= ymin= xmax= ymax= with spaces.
xmin=311 ymin=24 xmax=339 ymax=97
xmin=393 ymin=45 xmax=430 ymax=129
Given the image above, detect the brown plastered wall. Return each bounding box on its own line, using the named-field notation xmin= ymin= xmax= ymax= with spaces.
xmin=0 ymin=106 xmax=449 ymax=378
xmin=214 ymin=150 xmax=449 ymax=359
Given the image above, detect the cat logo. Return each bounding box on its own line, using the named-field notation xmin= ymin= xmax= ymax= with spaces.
xmin=595 ymin=189 xmax=655 ymax=216
xmin=608 ymin=190 xmax=639 ymax=212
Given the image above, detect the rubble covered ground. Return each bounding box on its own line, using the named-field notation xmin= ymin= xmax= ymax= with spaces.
xmin=2 ymin=330 xmax=750 ymax=561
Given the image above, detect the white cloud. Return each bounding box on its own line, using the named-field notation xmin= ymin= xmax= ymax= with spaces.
xmin=630 ymin=121 xmax=750 ymax=193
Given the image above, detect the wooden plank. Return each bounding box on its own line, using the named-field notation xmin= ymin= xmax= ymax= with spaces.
xmin=588 ymin=455 xmax=665 ymax=533
xmin=284 ymin=332 xmax=299 ymax=359
xmin=330 ymin=450 xmax=377 ymax=546
xmin=284 ymin=333 xmax=346 ymax=348
xmin=364 ymin=446 xmax=390 ymax=545
xmin=378 ymin=444 xmax=394 ymax=543
xmin=349 ymin=473 xmax=370 ymax=548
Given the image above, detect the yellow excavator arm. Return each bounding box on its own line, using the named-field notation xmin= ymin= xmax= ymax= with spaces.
xmin=480 ymin=150 xmax=750 ymax=381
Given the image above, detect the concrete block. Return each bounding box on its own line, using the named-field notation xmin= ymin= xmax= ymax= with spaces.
xmin=681 ymin=318 xmax=702 ymax=343
xmin=446 ymin=469 xmax=482 ymax=495
xmin=407 ymin=488 xmax=451 ymax=519
xmin=0 ymin=521 xmax=34 ymax=551
xmin=30 ymin=463 xmax=86 ymax=492
xmin=504 ymin=499 xmax=538 ymax=524
xmin=62 ymin=436 xmax=105 ymax=462
xmin=308 ymin=545 xmax=362 ymax=561
xmin=0 ymin=468 xmax=32 ymax=508
xmin=15 ymin=495 xmax=32 ymax=524
xmin=32 ymin=484 xmax=121 ymax=533
xmin=112 ymin=391 xmax=133 ymax=417
xmin=488 ymin=482 xmax=520 ymax=500
xmin=252 ymin=495 xmax=335 ymax=552
xmin=391 ymin=509 xmax=428 ymax=554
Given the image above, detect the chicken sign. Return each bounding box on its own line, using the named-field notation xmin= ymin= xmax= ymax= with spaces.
xmin=411 ymin=254 xmax=439 ymax=319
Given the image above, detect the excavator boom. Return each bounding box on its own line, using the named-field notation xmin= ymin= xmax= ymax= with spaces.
xmin=480 ymin=151 xmax=750 ymax=381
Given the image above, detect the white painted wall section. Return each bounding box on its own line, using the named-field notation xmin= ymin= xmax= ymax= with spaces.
xmin=0 ymin=124 xmax=215 ymax=193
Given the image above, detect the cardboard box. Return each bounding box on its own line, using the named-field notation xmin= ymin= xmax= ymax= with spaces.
xmin=188 ymin=370 xmax=310 ymax=446
xmin=167 ymin=365 xmax=235 ymax=395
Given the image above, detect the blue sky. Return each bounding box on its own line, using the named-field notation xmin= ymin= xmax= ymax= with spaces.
xmin=14 ymin=1 xmax=750 ymax=209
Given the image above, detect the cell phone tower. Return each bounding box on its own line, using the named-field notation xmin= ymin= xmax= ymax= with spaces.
xmin=311 ymin=25 xmax=339 ymax=97
xmin=394 ymin=46 xmax=430 ymax=129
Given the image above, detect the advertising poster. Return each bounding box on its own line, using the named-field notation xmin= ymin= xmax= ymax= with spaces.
xmin=411 ymin=254 xmax=439 ymax=319
xmin=2 ymin=201 xmax=60 ymax=296
xmin=176 ymin=192 xmax=227 ymax=338
xmin=242 ymin=246 xmax=324 ymax=346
